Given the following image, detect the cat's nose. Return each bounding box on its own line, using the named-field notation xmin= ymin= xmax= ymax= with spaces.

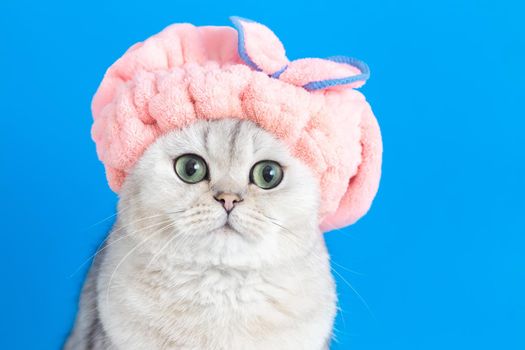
xmin=214 ymin=192 xmax=242 ymax=213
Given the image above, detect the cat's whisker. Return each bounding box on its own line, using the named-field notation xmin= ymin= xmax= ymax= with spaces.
xmin=259 ymin=215 xmax=374 ymax=320
xmin=261 ymin=213 xmax=364 ymax=275
xmin=336 ymin=303 xmax=348 ymax=333
xmin=79 ymin=198 xmax=147 ymax=232
xmin=82 ymin=211 xmax=119 ymax=231
xmin=330 ymin=261 xmax=365 ymax=276
xmin=282 ymin=236 xmax=373 ymax=324
xmin=79 ymin=201 xmax=134 ymax=232
xmin=74 ymin=203 xmax=133 ymax=266
xmin=242 ymin=209 xmax=329 ymax=303
xmin=85 ymin=209 xmax=185 ymax=252
xmin=142 ymin=227 xmax=184 ymax=273
xmin=69 ymin=215 xmax=178 ymax=278
xmin=330 ymin=266 xmax=376 ymax=321
xmin=81 ymin=207 xmax=165 ymax=254
xmin=105 ymin=221 xmax=178 ymax=308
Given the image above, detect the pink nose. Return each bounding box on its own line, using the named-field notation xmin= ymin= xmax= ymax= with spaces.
xmin=214 ymin=192 xmax=242 ymax=213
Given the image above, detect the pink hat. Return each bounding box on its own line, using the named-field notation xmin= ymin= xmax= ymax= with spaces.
xmin=91 ymin=17 xmax=382 ymax=231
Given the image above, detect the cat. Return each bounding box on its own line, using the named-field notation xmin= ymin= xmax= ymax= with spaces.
xmin=66 ymin=118 xmax=337 ymax=350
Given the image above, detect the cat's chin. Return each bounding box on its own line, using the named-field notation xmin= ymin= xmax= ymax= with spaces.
xmin=211 ymin=222 xmax=240 ymax=235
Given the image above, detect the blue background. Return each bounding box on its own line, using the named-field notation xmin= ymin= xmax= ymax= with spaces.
xmin=1 ymin=0 xmax=524 ymax=349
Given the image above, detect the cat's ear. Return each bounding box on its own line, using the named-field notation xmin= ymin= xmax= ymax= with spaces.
xmin=230 ymin=16 xmax=289 ymax=76
xmin=279 ymin=56 xmax=370 ymax=91
xmin=320 ymin=105 xmax=382 ymax=231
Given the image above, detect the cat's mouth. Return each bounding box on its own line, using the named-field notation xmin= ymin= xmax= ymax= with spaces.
xmin=223 ymin=222 xmax=241 ymax=234
xmin=214 ymin=220 xmax=241 ymax=235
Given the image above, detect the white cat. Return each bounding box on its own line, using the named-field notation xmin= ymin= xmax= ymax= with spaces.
xmin=66 ymin=119 xmax=336 ymax=350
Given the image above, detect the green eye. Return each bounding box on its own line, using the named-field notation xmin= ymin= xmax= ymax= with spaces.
xmin=250 ymin=160 xmax=283 ymax=190
xmin=174 ymin=154 xmax=208 ymax=184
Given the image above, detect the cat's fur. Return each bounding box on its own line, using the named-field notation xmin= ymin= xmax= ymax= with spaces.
xmin=66 ymin=119 xmax=336 ymax=350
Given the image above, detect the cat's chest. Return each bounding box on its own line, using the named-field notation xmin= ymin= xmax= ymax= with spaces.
xmin=131 ymin=264 xmax=300 ymax=323
xmin=99 ymin=255 xmax=334 ymax=350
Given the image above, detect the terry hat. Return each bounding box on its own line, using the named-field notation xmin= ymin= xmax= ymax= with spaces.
xmin=91 ymin=17 xmax=382 ymax=231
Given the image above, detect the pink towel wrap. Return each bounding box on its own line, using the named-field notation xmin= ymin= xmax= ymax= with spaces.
xmin=91 ymin=17 xmax=383 ymax=231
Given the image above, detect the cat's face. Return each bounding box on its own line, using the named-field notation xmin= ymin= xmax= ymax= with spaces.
xmin=119 ymin=119 xmax=321 ymax=268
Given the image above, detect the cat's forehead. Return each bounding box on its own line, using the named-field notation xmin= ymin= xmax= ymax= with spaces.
xmin=162 ymin=119 xmax=288 ymax=165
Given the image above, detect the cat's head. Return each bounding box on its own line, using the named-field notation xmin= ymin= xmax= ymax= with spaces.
xmin=118 ymin=119 xmax=321 ymax=268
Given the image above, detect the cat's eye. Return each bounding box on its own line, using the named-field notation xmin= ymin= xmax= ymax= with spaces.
xmin=250 ymin=160 xmax=283 ymax=190
xmin=174 ymin=154 xmax=208 ymax=184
